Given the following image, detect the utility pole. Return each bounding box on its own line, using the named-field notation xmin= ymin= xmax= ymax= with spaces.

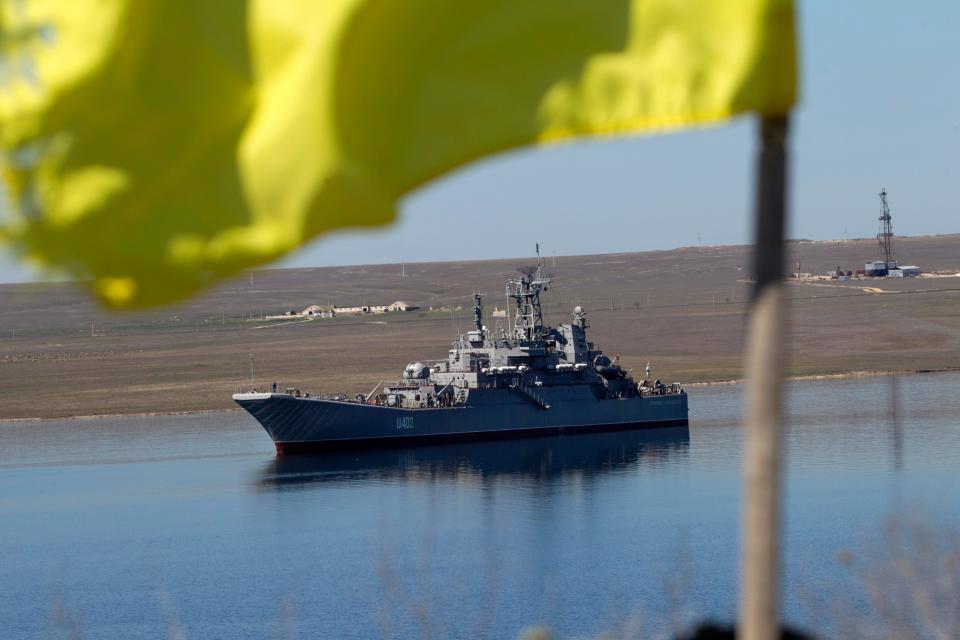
xmin=249 ymin=354 xmax=255 ymax=384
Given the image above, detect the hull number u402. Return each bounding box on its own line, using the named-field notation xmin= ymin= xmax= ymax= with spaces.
xmin=396 ymin=416 xmax=415 ymax=430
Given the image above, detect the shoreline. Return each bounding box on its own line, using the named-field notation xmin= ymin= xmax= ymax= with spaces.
xmin=684 ymin=365 xmax=960 ymax=388
xmin=4 ymin=366 xmax=958 ymax=424
xmin=0 ymin=407 xmax=245 ymax=425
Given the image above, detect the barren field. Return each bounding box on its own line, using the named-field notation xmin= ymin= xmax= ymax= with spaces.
xmin=2 ymin=235 xmax=959 ymax=419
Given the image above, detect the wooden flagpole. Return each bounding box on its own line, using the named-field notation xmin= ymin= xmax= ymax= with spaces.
xmin=739 ymin=114 xmax=790 ymax=640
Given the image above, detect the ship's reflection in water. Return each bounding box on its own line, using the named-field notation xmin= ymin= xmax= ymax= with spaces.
xmin=259 ymin=426 xmax=690 ymax=489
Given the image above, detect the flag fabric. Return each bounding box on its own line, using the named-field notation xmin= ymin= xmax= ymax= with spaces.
xmin=0 ymin=0 xmax=796 ymax=308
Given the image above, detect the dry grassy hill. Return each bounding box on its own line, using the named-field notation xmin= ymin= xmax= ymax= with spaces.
xmin=2 ymin=234 xmax=959 ymax=419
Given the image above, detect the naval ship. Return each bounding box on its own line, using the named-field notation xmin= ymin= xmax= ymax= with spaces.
xmin=234 ymin=258 xmax=688 ymax=453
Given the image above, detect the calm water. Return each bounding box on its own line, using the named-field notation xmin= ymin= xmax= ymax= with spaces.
xmin=2 ymin=374 xmax=959 ymax=639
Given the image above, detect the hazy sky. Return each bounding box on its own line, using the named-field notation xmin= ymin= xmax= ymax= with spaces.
xmin=1 ymin=0 xmax=957 ymax=283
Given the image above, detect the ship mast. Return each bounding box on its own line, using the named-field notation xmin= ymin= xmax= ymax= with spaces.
xmin=507 ymin=245 xmax=551 ymax=341
xmin=473 ymin=292 xmax=483 ymax=332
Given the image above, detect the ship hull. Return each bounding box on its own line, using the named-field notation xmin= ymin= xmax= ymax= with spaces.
xmin=234 ymin=387 xmax=688 ymax=454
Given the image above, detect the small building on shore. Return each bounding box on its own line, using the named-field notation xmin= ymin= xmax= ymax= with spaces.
xmin=865 ymin=260 xmax=892 ymax=277
xmin=889 ymin=265 xmax=921 ymax=278
xmin=335 ymin=305 xmax=371 ymax=315
xmin=301 ymin=305 xmax=335 ymax=318
xmin=269 ymin=300 xmax=419 ymax=320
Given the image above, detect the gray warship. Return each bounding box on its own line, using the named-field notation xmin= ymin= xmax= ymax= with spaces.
xmin=234 ymin=258 xmax=688 ymax=453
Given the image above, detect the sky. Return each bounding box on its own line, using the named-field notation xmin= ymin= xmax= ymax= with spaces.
xmin=1 ymin=0 xmax=957 ymax=283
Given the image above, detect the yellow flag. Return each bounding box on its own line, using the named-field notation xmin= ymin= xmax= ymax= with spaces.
xmin=0 ymin=0 xmax=796 ymax=307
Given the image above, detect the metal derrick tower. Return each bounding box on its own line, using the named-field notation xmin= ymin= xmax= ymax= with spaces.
xmin=877 ymin=188 xmax=894 ymax=266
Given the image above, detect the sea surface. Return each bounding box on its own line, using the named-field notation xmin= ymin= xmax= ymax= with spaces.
xmin=2 ymin=373 xmax=959 ymax=639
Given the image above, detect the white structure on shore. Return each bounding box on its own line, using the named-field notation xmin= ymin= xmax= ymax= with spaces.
xmin=267 ymin=301 xmax=418 ymax=321
xmin=332 ymin=301 xmax=417 ymax=315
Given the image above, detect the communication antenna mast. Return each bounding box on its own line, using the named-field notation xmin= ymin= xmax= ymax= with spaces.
xmin=473 ymin=292 xmax=483 ymax=332
xmin=507 ymin=246 xmax=551 ymax=341
xmin=877 ymin=188 xmax=894 ymax=267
